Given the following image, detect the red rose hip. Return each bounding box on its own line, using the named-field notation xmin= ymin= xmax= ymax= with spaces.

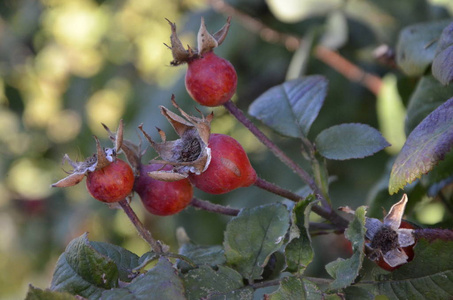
xmin=134 ymin=164 xmax=194 ymax=216
xmin=86 ymin=159 xmax=134 ymax=203
xmin=185 ymin=51 xmax=237 ymax=107
xmin=189 ymin=133 xmax=257 ymax=194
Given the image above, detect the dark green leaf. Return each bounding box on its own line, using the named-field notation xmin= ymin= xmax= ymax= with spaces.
xmin=248 ymin=76 xmax=328 ymax=138
xmin=209 ymin=287 xmax=254 ymax=300
xmin=389 ymin=97 xmax=453 ymax=194
xmin=25 ymin=285 xmax=77 ymax=300
xmin=89 ymin=241 xmax=140 ymax=283
xmin=183 ymin=265 xmax=243 ymax=299
xmin=265 ymin=276 xmax=335 ymax=300
xmin=424 ymin=150 xmax=453 ymax=196
xmin=50 ymin=233 xmax=119 ymax=299
xmin=284 ymin=199 xmax=316 ymax=274
xmin=315 ymin=123 xmax=390 ymax=160
xmin=405 ymin=75 xmax=453 ymax=135
xmin=177 ymin=243 xmax=225 ymax=272
xmin=396 ymin=20 xmax=451 ymax=76
xmin=102 ymin=257 xmax=186 ymax=300
xmin=224 ymin=203 xmax=291 ymax=282
xmin=432 ymin=22 xmax=453 ymax=85
xmin=326 ymin=206 xmax=367 ymax=290
xmin=354 ymin=239 xmax=453 ymax=299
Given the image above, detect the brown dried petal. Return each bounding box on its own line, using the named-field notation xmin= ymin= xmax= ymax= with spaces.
xmin=397 ymin=228 xmax=415 ymax=247
xmin=166 ymin=18 xmax=192 ymax=65
xmin=384 ymin=194 xmax=408 ymax=230
xmin=382 ymin=248 xmax=408 ymax=268
xmin=51 ymin=172 xmax=85 ymax=188
xmin=147 ymin=170 xmax=189 ymax=181
xmin=212 ymin=17 xmax=232 ymax=46
xmin=94 ymin=136 xmax=111 ymax=170
xmin=160 ymin=106 xmax=195 ymax=137
xmin=198 ymin=17 xmax=218 ymax=55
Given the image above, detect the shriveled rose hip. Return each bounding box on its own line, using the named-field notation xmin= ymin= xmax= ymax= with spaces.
xmin=189 ymin=133 xmax=256 ymax=194
xmin=185 ymin=51 xmax=237 ymax=107
xmin=375 ymin=220 xmax=416 ymax=271
xmin=86 ymin=159 xmax=134 ymax=203
xmin=134 ymin=164 xmax=194 ymax=216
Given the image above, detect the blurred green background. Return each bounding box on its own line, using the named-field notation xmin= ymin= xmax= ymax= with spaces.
xmin=1 ymin=0 xmax=452 ymax=299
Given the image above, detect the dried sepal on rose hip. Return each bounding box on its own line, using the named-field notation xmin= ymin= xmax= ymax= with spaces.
xmin=364 ymin=194 xmax=416 ymax=270
xmin=52 ymin=120 xmax=135 ymax=204
xmin=166 ymin=17 xmax=237 ymax=107
xmin=139 ymin=95 xmax=213 ymax=181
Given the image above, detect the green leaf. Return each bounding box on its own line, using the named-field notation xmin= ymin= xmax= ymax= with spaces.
xmin=326 ymin=206 xmax=367 ymax=290
xmin=177 ymin=243 xmax=225 ymax=272
xmin=315 ymin=123 xmax=390 ymax=160
xmin=389 ymin=97 xmax=453 ymax=194
xmin=396 ymin=20 xmax=452 ymax=76
xmin=25 ymin=285 xmax=77 ymax=300
xmin=265 ymin=276 xmax=326 ymax=300
xmin=432 ymin=22 xmax=453 ymax=85
xmin=209 ymin=287 xmax=254 ymax=300
xmin=353 ymin=239 xmax=453 ymax=299
xmin=50 ymin=233 xmax=119 ymax=299
xmin=424 ymin=149 xmax=453 ymax=196
xmin=265 ymin=0 xmax=342 ymax=23
xmin=102 ymin=257 xmax=186 ymax=300
xmin=284 ymin=199 xmax=316 ymax=274
xmin=248 ymin=76 xmax=328 ymax=138
xmin=89 ymin=241 xmax=140 ymax=282
xmin=405 ymin=75 xmax=453 ymax=135
xmin=224 ymin=203 xmax=291 ymax=282
xmin=183 ymin=265 xmax=243 ymax=299
xmin=377 ymin=74 xmax=406 ymax=155
xmin=320 ymin=11 xmax=348 ymax=50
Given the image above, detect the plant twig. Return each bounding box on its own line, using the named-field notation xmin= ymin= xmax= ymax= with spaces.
xmin=254 ymin=177 xmax=305 ymax=203
xmin=190 ymin=197 xmax=240 ymax=216
xmin=209 ymin=0 xmax=382 ymax=95
xmin=414 ymin=228 xmax=453 ymax=242
xmin=223 ymin=100 xmax=329 ymax=210
xmin=119 ymin=199 xmax=163 ymax=253
xmin=255 ymin=177 xmax=347 ymax=229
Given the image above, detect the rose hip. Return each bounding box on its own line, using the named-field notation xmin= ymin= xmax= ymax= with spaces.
xmin=86 ymin=159 xmax=134 ymax=203
xmin=134 ymin=164 xmax=194 ymax=216
xmin=185 ymin=51 xmax=237 ymax=107
xmin=189 ymin=133 xmax=256 ymax=194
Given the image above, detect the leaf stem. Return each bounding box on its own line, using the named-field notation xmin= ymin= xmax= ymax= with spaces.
xmin=190 ymin=197 xmax=240 ymax=216
xmin=118 ymin=199 xmax=163 ymax=253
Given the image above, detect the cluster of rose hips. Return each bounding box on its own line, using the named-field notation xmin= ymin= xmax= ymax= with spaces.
xmin=52 ymin=17 xmax=417 ymax=272
xmin=52 ymin=18 xmax=256 ymax=216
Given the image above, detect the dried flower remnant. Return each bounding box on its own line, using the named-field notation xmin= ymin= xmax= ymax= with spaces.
xmin=166 ymin=17 xmax=231 ymax=65
xmin=139 ymin=96 xmax=213 ymax=181
xmin=365 ymin=194 xmax=416 ymax=269
xmin=52 ymin=120 xmax=125 ymax=188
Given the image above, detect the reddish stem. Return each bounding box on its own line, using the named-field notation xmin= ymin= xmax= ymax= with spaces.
xmin=414 ymin=228 xmax=453 ymax=242
xmin=254 ymin=177 xmax=347 ymax=229
xmin=190 ymin=197 xmax=240 ymax=216
xmin=119 ymin=199 xmax=163 ymax=253
xmin=223 ymin=100 xmax=329 ymax=210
